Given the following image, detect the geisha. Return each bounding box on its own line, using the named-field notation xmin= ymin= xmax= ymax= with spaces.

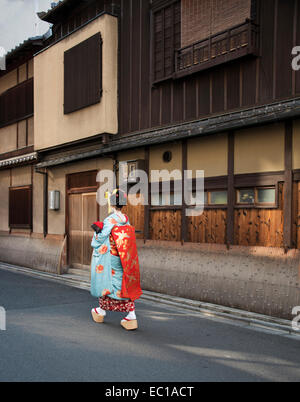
xmin=90 ymin=189 xmax=142 ymax=331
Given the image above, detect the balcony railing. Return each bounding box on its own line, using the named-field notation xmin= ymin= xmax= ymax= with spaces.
xmin=174 ymin=21 xmax=259 ymax=78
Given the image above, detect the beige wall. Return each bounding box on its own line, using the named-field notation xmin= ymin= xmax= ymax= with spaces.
xmin=34 ymin=13 xmax=118 ymax=151
xmin=11 ymin=166 xmax=32 ymax=187
xmin=293 ymin=119 xmax=300 ymax=170
xmin=28 ymin=59 xmax=33 ymax=79
xmin=17 ymin=120 xmax=27 ymax=149
xmin=0 ymin=69 xmax=18 ymax=95
xmin=33 ymin=170 xmax=44 ymax=234
xmin=47 ymin=157 xmax=113 ymax=235
xmin=234 ymin=123 xmax=285 ymax=174
xmin=188 ymin=133 xmax=228 ymax=178
xmin=117 ymin=149 xmax=146 ymax=162
xmin=27 ymin=117 xmax=34 ymax=146
xmin=0 ymin=170 xmax=10 ymax=231
xmin=18 ymin=63 xmax=27 ymax=83
xmin=149 ymin=142 xmax=182 ymax=182
xmin=0 ymin=124 xmax=17 ymax=154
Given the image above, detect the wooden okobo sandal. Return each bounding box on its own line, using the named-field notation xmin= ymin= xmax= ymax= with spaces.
xmin=121 ymin=318 xmax=138 ymax=331
xmin=91 ymin=308 xmax=105 ymax=323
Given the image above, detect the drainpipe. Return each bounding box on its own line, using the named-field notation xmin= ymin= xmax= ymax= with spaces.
xmin=35 ymin=168 xmax=48 ymax=238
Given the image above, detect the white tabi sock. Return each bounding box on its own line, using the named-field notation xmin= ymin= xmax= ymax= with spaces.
xmin=124 ymin=311 xmax=136 ymax=321
xmin=94 ymin=307 xmax=106 ymax=316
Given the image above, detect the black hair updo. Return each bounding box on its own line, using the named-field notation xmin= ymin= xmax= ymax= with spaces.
xmin=110 ymin=189 xmax=127 ymax=209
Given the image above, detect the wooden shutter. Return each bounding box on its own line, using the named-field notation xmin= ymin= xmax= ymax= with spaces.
xmin=153 ymin=0 xmax=181 ymax=82
xmin=9 ymin=186 xmax=32 ymax=229
xmin=64 ymin=33 xmax=102 ymax=114
xmin=0 ymin=79 xmax=33 ymax=128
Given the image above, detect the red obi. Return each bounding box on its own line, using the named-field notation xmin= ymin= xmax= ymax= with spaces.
xmin=111 ymin=225 xmax=142 ymax=301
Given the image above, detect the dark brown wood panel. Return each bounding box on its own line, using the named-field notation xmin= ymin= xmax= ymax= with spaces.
xmin=211 ymin=68 xmax=225 ymax=114
xmin=117 ymin=0 xmax=299 ymax=137
xmin=140 ymin=0 xmax=151 ymax=130
xmin=226 ymin=62 xmax=240 ymax=111
xmin=258 ymin=0 xmax=275 ymax=103
xmin=297 ymin=182 xmax=300 ymax=249
xmin=131 ymin=0 xmax=141 ymax=132
xmin=9 ymin=186 xmax=32 ymax=229
xmin=172 ymin=79 xmax=184 ymax=122
xmin=67 ymin=170 xmax=97 ymax=190
xmin=295 ymin=0 xmax=300 ymax=95
xmin=275 ymin=0 xmax=294 ymax=99
xmin=161 ymin=82 xmax=172 ymax=125
xmin=197 ymin=72 xmax=210 ymax=117
xmin=185 ymin=76 xmax=197 ymax=121
xmin=0 ymin=79 xmax=33 ymax=128
xmin=241 ymin=58 xmax=257 ymax=107
xmin=120 ymin=0 xmax=132 ymax=134
xmin=64 ymin=33 xmax=102 ymax=114
xmin=151 ymin=86 xmax=161 ymax=127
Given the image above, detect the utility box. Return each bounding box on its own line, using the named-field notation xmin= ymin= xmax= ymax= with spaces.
xmin=49 ymin=190 xmax=60 ymax=211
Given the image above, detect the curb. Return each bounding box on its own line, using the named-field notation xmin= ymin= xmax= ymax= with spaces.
xmin=0 ymin=261 xmax=299 ymax=337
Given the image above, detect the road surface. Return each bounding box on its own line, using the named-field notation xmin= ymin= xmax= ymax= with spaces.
xmin=0 ymin=268 xmax=300 ymax=382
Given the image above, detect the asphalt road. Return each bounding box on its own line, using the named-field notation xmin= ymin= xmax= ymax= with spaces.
xmin=0 ymin=268 xmax=300 ymax=382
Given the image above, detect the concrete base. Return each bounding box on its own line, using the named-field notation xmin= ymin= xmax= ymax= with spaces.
xmin=137 ymin=240 xmax=300 ymax=320
xmin=0 ymin=234 xmax=66 ymax=274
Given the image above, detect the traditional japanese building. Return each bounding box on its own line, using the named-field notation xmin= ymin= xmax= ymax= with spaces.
xmin=1 ymin=0 xmax=300 ymax=319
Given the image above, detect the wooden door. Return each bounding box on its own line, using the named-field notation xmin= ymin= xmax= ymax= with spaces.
xmin=297 ymin=182 xmax=300 ymax=249
xmin=69 ymin=192 xmax=98 ymax=270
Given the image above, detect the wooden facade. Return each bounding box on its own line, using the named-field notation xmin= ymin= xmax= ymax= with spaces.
xmin=118 ymin=0 xmax=300 ymax=135
xmin=1 ymin=0 xmax=300 ymax=258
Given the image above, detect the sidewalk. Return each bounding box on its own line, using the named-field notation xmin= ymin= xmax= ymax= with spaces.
xmin=0 ymin=261 xmax=299 ymax=337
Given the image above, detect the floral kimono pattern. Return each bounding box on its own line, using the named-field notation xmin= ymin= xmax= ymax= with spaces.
xmin=90 ymin=212 xmax=142 ymax=306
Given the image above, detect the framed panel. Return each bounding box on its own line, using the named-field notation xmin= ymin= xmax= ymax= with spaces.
xmin=9 ymin=185 xmax=32 ymax=229
xmin=64 ymin=33 xmax=102 ymax=114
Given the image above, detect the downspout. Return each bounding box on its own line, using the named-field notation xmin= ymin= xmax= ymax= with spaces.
xmin=35 ymin=168 xmax=48 ymax=238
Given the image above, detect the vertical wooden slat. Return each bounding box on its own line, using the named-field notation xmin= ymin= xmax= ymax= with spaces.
xmin=144 ymin=147 xmax=150 ymax=241
xmin=227 ymin=131 xmax=235 ymax=247
xmin=181 ymin=139 xmax=188 ymax=243
xmin=284 ymin=120 xmax=293 ymax=250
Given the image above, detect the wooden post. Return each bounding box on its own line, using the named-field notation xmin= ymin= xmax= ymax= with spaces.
xmin=227 ymin=131 xmax=235 ymax=248
xmin=144 ymin=146 xmax=150 ymax=242
xmin=284 ymin=120 xmax=293 ymax=251
xmin=181 ymin=139 xmax=188 ymax=244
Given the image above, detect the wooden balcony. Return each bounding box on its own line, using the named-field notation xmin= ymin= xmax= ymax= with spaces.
xmin=174 ymin=21 xmax=259 ymax=79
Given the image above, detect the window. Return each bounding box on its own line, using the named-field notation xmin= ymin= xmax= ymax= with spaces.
xmin=152 ymin=0 xmax=181 ymax=83
xmin=181 ymin=0 xmax=252 ymax=48
xmin=9 ymin=186 xmax=32 ymax=229
xmin=190 ymin=190 xmax=227 ymax=206
xmin=237 ymin=188 xmax=255 ymax=204
xmin=151 ymin=191 xmax=182 ymax=206
xmin=210 ymin=191 xmax=228 ymax=205
xmin=237 ymin=187 xmax=276 ymax=207
xmin=64 ymin=33 xmax=102 ymax=114
xmin=0 ymin=79 xmax=33 ymax=128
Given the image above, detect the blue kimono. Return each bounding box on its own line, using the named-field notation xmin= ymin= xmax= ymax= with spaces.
xmin=90 ymin=212 xmax=130 ymax=301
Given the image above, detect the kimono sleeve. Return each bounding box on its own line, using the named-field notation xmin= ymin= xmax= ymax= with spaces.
xmin=91 ymin=218 xmax=114 ymax=249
